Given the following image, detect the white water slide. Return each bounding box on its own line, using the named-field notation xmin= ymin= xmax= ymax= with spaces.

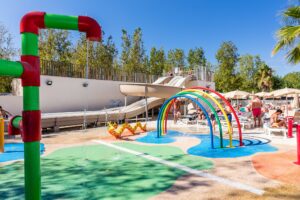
xmin=41 ymin=76 xmax=191 ymax=130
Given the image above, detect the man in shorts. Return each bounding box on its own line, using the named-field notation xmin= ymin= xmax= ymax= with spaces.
xmin=251 ymin=96 xmax=262 ymax=127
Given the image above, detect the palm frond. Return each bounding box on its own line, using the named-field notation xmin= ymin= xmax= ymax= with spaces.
xmin=286 ymin=43 xmax=300 ymax=64
xmin=283 ymin=6 xmax=300 ymax=25
xmin=272 ymin=17 xmax=300 ymax=61
xmin=276 ymin=26 xmax=300 ymax=40
xmin=284 ymin=6 xmax=300 ymax=19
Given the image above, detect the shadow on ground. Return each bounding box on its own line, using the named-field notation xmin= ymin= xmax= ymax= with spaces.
xmin=0 ymin=143 xmax=213 ymax=200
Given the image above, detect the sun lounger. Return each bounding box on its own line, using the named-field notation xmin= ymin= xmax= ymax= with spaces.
xmin=263 ymin=123 xmax=287 ymax=139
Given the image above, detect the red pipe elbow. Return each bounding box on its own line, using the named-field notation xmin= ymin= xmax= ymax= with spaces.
xmin=78 ymin=16 xmax=102 ymax=42
xmin=20 ymin=11 xmax=46 ymax=34
xmin=8 ymin=116 xmax=22 ymax=136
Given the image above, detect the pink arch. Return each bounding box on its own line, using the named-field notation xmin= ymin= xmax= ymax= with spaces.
xmin=188 ymin=86 xmax=243 ymax=146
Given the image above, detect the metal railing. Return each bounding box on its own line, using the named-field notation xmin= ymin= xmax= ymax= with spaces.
xmin=40 ymin=60 xmax=214 ymax=83
xmin=171 ymin=66 xmax=215 ymax=82
xmin=41 ymin=60 xmax=160 ymax=83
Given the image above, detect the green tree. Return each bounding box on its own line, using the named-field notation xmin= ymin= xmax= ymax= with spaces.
xmin=0 ymin=23 xmax=16 ymax=93
xmin=94 ymin=35 xmax=118 ymax=77
xmin=255 ymin=64 xmax=273 ymax=92
xmin=39 ymin=29 xmax=72 ymax=62
xmin=120 ymin=29 xmax=131 ymax=72
xmin=142 ymin=55 xmax=150 ymax=74
xmin=282 ymin=72 xmax=300 ymax=88
xmin=187 ymin=47 xmax=206 ymax=69
xmin=272 ymin=75 xmax=284 ymax=90
xmin=72 ymin=34 xmax=95 ymax=76
xmin=237 ymin=54 xmax=265 ymax=92
xmin=272 ymin=5 xmax=300 ymax=64
xmin=214 ymin=41 xmax=239 ymax=92
xmin=149 ymin=47 xmax=166 ymax=75
xmin=73 ymin=33 xmax=118 ymax=78
xmin=128 ymin=27 xmax=146 ymax=73
xmin=167 ymin=49 xmax=185 ymax=71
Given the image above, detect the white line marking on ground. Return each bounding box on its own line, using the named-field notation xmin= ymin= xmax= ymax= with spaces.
xmin=92 ymin=140 xmax=264 ymax=195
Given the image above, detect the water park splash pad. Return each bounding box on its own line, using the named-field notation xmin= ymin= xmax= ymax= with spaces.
xmin=0 ymin=143 xmax=45 ymax=162
xmin=156 ymin=88 xmax=243 ymax=148
xmin=137 ymin=87 xmax=278 ymax=158
xmin=136 ymin=130 xmax=278 ymax=158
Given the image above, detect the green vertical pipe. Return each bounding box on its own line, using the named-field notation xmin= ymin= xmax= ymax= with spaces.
xmin=44 ymin=14 xmax=78 ymax=30
xmin=23 ymin=85 xmax=40 ymax=199
xmin=24 ymin=142 xmax=41 ymax=200
xmin=23 ymin=87 xmax=40 ymax=111
xmin=0 ymin=60 xmax=23 ymax=77
xmin=21 ymin=33 xmax=39 ymax=56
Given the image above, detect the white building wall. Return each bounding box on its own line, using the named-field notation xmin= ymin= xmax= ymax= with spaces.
xmin=0 ymin=96 xmax=22 ymax=115
xmin=0 ymin=76 xmax=215 ymax=115
xmin=1 ymin=75 xmax=139 ymax=115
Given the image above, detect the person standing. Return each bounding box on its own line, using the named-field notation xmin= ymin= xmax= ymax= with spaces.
xmin=225 ymin=99 xmax=233 ymax=134
xmin=197 ymin=108 xmax=205 ymax=120
xmin=250 ymin=95 xmax=263 ymax=127
xmin=173 ymin=99 xmax=182 ymax=124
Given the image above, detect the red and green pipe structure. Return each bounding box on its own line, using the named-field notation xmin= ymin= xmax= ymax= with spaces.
xmin=157 ymin=88 xmax=243 ymax=148
xmin=0 ymin=12 xmax=101 ymax=200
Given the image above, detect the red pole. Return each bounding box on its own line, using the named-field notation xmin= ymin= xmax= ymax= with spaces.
xmin=287 ymin=117 xmax=294 ymax=138
xmin=294 ymin=124 xmax=300 ymax=165
xmin=164 ymin=101 xmax=171 ymax=134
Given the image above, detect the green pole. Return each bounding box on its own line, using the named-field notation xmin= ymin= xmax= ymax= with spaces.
xmin=21 ymin=30 xmax=41 ymax=200
xmin=23 ymin=88 xmax=40 ymax=200
xmin=44 ymin=14 xmax=78 ymax=30
xmin=0 ymin=60 xmax=23 ymax=77
xmin=24 ymin=142 xmax=41 ymax=200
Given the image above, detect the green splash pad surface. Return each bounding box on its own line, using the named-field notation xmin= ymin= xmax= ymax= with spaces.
xmin=0 ymin=142 xmax=213 ymax=200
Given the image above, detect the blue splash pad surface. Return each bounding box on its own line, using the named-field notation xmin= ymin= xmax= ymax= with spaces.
xmin=137 ymin=130 xmax=277 ymax=158
xmin=187 ymin=135 xmax=277 ymax=158
xmin=136 ymin=130 xmax=184 ymax=144
xmin=0 ymin=143 xmax=45 ymax=163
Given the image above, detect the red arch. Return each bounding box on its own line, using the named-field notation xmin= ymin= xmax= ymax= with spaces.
xmin=164 ymin=99 xmax=174 ymax=134
xmin=188 ymin=86 xmax=243 ymax=146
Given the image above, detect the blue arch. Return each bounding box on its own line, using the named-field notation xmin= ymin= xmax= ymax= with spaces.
xmin=157 ymin=94 xmax=214 ymax=149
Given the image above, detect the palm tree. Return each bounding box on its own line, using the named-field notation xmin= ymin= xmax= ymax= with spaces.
xmin=255 ymin=64 xmax=273 ymax=92
xmin=272 ymin=6 xmax=300 ymax=64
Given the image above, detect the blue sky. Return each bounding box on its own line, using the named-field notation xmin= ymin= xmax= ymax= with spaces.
xmin=0 ymin=0 xmax=299 ymax=76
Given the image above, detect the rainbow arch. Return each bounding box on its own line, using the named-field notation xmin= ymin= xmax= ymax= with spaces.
xmin=157 ymin=87 xmax=243 ymax=148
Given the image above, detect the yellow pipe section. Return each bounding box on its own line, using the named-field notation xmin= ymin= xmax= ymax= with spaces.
xmin=0 ymin=118 xmax=4 ymax=153
xmin=161 ymin=103 xmax=169 ymax=135
xmin=183 ymin=89 xmax=233 ymax=147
